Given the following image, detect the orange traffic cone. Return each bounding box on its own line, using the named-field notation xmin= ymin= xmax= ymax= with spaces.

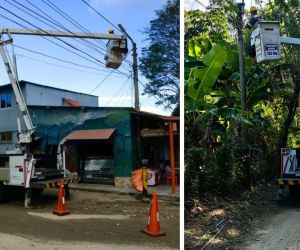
xmin=142 ymin=191 xmax=166 ymax=237
xmin=53 ymin=180 xmax=70 ymax=216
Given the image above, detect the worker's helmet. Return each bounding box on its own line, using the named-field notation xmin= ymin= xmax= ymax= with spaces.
xmin=250 ymin=6 xmax=257 ymax=13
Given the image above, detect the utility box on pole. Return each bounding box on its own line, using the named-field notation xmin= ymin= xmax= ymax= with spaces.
xmin=253 ymin=21 xmax=281 ymax=63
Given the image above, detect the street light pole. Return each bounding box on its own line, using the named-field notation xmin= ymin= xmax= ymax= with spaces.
xmin=118 ymin=24 xmax=140 ymax=110
xmin=236 ymin=0 xmax=247 ymax=110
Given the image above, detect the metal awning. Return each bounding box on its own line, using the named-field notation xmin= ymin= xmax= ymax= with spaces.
xmin=64 ymin=129 xmax=116 ymax=141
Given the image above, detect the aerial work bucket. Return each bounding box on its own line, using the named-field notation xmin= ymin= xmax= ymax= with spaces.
xmin=105 ymin=29 xmax=128 ymax=69
xmin=105 ymin=43 xmax=123 ymax=69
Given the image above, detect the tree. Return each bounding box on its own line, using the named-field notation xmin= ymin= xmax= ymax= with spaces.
xmin=184 ymin=0 xmax=300 ymax=197
xmin=139 ymin=0 xmax=179 ymax=109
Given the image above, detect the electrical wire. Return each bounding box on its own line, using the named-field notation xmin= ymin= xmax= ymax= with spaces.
xmin=119 ymin=76 xmax=132 ymax=106
xmin=0 ymin=10 xmax=129 ymax=77
xmin=80 ymin=0 xmax=122 ymax=33
xmin=8 ymin=50 xmax=126 ymax=77
xmin=40 ymin=0 xmax=107 ymax=49
xmin=0 ymin=5 xmax=108 ymax=65
xmin=9 ymin=0 xmax=132 ymax=72
xmin=194 ymin=0 xmax=208 ymax=9
xmin=89 ymin=70 xmax=115 ymax=94
xmin=0 ymin=1 xmax=137 ymax=105
xmin=12 ymin=44 xmax=127 ymax=75
xmin=40 ymin=0 xmax=132 ymax=69
xmin=5 ymin=0 xmax=107 ymax=56
xmin=104 ymin=75 xmax=132 ymax=106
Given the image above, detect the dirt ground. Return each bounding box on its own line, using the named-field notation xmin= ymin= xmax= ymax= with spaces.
xmin=185 ymin=184 xmax=300 ymax=250
xmin=240 ymin=195 xmax=300 ymax=250
xmin=0 ymin=188 xmax=179 ymax=249
xmin=184 ymin=183 xmax=279 ymax=249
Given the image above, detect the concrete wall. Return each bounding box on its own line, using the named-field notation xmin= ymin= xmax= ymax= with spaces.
xmin=24 ymin=83 xmax=98 ymax=107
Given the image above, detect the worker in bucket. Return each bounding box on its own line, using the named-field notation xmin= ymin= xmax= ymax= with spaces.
xmin=245 ymin=6 xmax=262 ymax=58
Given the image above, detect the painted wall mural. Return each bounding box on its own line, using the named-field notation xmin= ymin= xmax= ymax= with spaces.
xmin=28 ymin=106 xmax=136 ymax=177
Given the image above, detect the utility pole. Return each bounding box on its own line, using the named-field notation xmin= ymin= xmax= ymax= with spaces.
xmin=236 ymin=0 xmax=247 ymax=110
xmin=118 ymin=24 xmax=140 ymax=110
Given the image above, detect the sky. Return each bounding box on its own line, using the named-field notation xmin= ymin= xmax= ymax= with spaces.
xmin=0 ymin=0 xmax=170 ymax=115
xmin=184 ymin=0 xmax=264 ymax=11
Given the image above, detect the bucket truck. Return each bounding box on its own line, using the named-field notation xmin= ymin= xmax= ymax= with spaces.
xmin=0 ymin=28 xmax=127 ymax=207
xmin=251 ymin=21 xmax=300 ymax=199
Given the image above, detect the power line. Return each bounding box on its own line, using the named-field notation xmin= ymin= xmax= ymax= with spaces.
xmin=80 ymin=0 xmax=122 ymax=33
xmin=120 ymin=76 xmax=132 ymax=106
xmin=39 ymin=0 xmax=132 ymax=70
xmin=194 ymin=0 xmax=208 ymax=9
xmin=0 ymin=13 xmax=104 ymax=69
xmin=0 ymin=5 xmax=108 ymax=65
xmin=6 ymin=0 xmax=132 ymax=72
xmin=89 ymin=70 xmax=115 ymax=94
xmin=6 ymin=0 xmax=107 ymax=56
xmin=12 ymin=44 xmax=127 ymax=75
xmin=10 ymin=45 xmax=128 ymax=79
xmin=138 ymin=79 xmax=171 ymax=109
xmin=0 ymin=8 xmax=129 ymax=76
xmin=40 ymin=0 xmax=107 ymax=50
xmin=8 ymin=50 xmax=124 ymax=77
xmin=104 ymin=75 xmax=131 ymax=106
xmin=3 ymin=0 xmax=130 ymax=76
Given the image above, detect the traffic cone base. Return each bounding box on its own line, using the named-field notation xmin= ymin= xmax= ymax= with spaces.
xmin=53 ymin=180 xmax=70 ymax=216
xmin=141 ymin=228 xmax=166 ymax=237
xmin=142 ymin=191 xmax=166 ymax=237
xmin=53 ymin=209 xmax=70 ymax=216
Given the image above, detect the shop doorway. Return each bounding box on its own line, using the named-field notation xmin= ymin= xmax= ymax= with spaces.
xmin=64 ymin=129 xmax=115 ymax=184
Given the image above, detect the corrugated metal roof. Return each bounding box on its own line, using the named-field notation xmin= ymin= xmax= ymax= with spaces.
xmin=64 ymin=129 xmax=116 ymax=141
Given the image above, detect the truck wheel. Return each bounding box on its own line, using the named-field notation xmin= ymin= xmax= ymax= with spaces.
xmin=32 ymin=188 xmax=44 ymax=197
xmin=0 ymin=182 xmax=9 ymax=202
xmin=289 ymin=185 xmax=300 ymax=197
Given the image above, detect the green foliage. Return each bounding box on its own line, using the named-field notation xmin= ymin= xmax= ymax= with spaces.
xmin=187 ymin=45 xmax=227 ymax=100
xmin=185 ymin=0 xmax=300 ymax=199
xmin=139 ymin=0 xmax=179 ymax=108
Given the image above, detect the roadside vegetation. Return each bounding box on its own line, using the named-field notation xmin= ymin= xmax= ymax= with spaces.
xmin=185 ymin=0 xmax=300 ymax=248
xmin=185 ymin=0 xmax=300 ymax=199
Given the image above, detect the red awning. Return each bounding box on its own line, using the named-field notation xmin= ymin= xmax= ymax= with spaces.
xmin=64 ymin=129 xmax=116 ymax=141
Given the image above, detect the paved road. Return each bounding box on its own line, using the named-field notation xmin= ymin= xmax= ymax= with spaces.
xmin=0 ymin=188 xmax=179 ymax=249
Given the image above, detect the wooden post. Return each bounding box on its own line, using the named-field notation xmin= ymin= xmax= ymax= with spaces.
xmin=168 ymin=120 xmax=176 ymax=193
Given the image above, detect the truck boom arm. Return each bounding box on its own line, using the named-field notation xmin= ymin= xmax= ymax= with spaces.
xmin=0 ymin=28 xmax=126 ymax=40
xmin=0 ymin=36 xmax=34 ymax=144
